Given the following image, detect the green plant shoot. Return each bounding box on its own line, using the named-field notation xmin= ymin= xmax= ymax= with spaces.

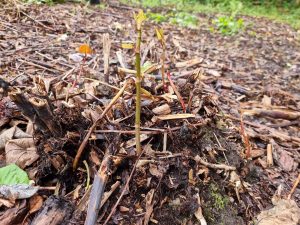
xmin=134 ymin=10 xmax=146 ymax=155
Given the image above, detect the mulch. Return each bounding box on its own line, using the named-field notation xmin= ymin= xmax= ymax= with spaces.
xmin=0 ymin=1 xmax=299 ymax=224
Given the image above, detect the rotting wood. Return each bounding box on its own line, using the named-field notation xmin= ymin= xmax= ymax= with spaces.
xmin=8 ymin=89 xmax=49 ymax=134
xmin=30 ymin=196 xmax=74 ymax=225
xmin=29 ymin=97 xmax=62 ymax=137
xmin=84 ymin=139 xmax=119 ymax=225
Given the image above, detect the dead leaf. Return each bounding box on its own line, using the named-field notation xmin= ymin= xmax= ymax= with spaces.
xmin=278 ymin=150 xmax=296 ymax=172
xmin=0 ymin=184 xmax=39 ymax=200
xmin=152 ymin=104 xmax=171 ymax=115
xmin=175 ymin=58 xmax=203 ymax=68
xmin=149 ymin=164 xmax=163 ymax=178
xmin=0 ymin=126 xmax=32 ymax=150
xmin=256 ymin=199 xmax=300 ymax=225
xmin=143 ymin=189 xmax=155 ymax=225
xmin=0 ymin=197 xmax=15 ymax=208
xmin=125 ymin=134 xmax=150 ymax=149
xmin=29 ymin=195 xmax=43 ymax=214
xmin=5 ymin=138 xmax=39 ymax=168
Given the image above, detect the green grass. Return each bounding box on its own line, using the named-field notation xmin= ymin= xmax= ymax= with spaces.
xmin=122 ymin=0 xmax=300 ymax=29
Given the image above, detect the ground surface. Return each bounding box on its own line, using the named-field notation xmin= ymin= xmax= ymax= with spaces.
xmin=0 ymin=1 xmax=300 ymax=225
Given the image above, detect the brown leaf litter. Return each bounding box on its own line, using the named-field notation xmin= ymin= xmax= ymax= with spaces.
xmin=0 ymin=1 xmax=299 ymax=225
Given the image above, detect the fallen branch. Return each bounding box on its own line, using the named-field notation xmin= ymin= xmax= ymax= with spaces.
xmin=73 ymin=81 xmax=128 ymax=170
xmin=195 ymin=155 xmax=236 ymax=171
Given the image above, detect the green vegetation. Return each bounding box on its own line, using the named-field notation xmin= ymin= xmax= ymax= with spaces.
xmin=0 ymin=164 xmax=30 ymax=185
xmin=24 ymin=0 xmax=64 ymax=4
xmin=147 ymin=10 xmax=199 ymax=28
xmin=209 ymin=184 xmax=229 ymax=209
xmin=212 ymin=16 xmax=244 ymax=35
xmin=123 ymin=0 xmax=300 ymax=29
xmin=23 ymin=0 xmax=300 ymax=29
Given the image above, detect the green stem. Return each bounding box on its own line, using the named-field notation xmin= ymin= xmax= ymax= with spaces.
xmin=135 ymin=27 xmax=142 ymax=155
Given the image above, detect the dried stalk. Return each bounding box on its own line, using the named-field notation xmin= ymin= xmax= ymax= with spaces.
xmin=288 ymin=173 xmax=300 ymax=200
xmin=103 ymin=33 xmax=111 ymax=83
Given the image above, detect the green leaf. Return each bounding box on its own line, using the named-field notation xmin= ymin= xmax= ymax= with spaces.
xmin=0 ymin=164 xmax=30 ymax=185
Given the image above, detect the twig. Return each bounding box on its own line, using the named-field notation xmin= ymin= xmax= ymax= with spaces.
xmin=94 ymin=129 xmax=160 ymax=134
xmin=83 ymin=160 xmax=90 ymax=190
xmin=102 ymin=148 xmax=144 ymax=225
xmin=84 ymin=77 xmax=131 ymax=95
xmin=18 ymin=59 xmax=58 ymax=74
xmin=288 ymin=173 xmax=300 ymax=200
xmin=73 ymin=81 xmax=128 ymax=170
xmin=167 ymin=71 xmax=186 ymax=112
xmin=195 ymin=155 xmax=236 ymax=171
xmin=100 ymin=181 xmax=120 ymax=207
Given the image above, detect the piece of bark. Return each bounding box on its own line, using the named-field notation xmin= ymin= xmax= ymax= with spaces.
xmin=0 ymin=200 xmax=27 ymax=225
xmin=8 ymin=89 xmax=49 ymax=133
xmin=30 ymin=196 xmax=74 ymax=225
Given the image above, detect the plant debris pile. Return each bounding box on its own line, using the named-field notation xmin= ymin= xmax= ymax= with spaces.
xmin=0 ymin=1 xmax=299 ymax=225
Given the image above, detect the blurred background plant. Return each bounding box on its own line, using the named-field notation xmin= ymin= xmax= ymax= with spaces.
xmin=125 ymin=0 xmax=300 ymax=29
xmin=21 ymin=0 xmax=300 ymax=29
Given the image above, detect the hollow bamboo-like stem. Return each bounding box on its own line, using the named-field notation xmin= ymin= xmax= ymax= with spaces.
xmin=135 ymin=27 xmax=142 ymax=156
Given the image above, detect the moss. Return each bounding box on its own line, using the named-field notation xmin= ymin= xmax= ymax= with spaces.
xmin=209 ymin=184 xmax=229 ymax=210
